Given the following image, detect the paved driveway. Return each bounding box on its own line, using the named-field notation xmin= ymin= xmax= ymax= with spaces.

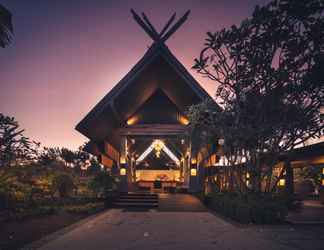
xmin=32 ymin=195 xmax=324 ymax=250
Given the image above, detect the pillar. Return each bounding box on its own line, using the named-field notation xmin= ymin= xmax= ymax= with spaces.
xmin=119 ymin=136 xmax=128 ymax=193
xmin=189 ymin=155 xmax=199 ymax=193
xmin=320 ymin=167 xmax=324 ymax=204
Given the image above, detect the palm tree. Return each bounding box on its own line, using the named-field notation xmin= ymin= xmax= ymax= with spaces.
xmin=0 ymin=4 xmax=13 ymax=48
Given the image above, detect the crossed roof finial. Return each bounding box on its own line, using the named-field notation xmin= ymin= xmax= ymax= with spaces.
xmin=130 ymin=9 xmax=191 ymax=44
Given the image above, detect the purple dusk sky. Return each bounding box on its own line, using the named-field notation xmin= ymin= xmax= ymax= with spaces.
xmin=0 ymin=0 xmax=269 ymax=150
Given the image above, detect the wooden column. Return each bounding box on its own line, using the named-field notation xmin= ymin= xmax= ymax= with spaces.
xmin=119 ymin=136 xmax=128 ymax=193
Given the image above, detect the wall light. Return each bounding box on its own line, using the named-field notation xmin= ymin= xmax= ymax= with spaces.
xmin=126 ymin=116 xmax=138 ymax=125
xmin=191 ymin=158 xmax=197 ymax=164
xmin=190 ymin=168 xmax=197 ymax=176
xmin=120 ymin=168 xmax=127 ymax=176
xmin=278 ymin=178 xmax=286 ymax=187
xmin=120 ymin=156 xmax=126 ymax=164
xmin=179 ymin=116 xmax=189 ymax=125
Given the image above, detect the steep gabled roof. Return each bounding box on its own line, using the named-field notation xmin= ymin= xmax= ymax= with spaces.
xmin=75 ymin=10 xmax=216 ymax=146
xmin=76 ymin=43 xmax=211 ymax=135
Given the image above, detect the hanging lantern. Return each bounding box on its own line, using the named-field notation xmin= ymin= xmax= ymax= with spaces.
xmin=153 ymin=140 xmax=164 ymax=158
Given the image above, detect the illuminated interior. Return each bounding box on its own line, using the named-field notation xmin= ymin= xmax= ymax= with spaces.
xmin=136 ymin=139 xmax=180 ymax=165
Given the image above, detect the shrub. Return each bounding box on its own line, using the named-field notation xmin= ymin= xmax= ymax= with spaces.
xmin=52 ymin=174 xmax=75 ymax=198
xmin=88 ymin=172 xmax=118 ymax=198
xmin=64 ymin=202 xmax=104 ymax=214
xmin=208 ymin=192 xmax=288 ymax=224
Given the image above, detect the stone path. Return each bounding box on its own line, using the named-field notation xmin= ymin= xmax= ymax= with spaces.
xmin=31 ymin=195 xmax=324 ymax=250
xmin=287 ymin=200 xmax=324 ymax=224
xmin=158 ymin=193 xmax=208 ymax=212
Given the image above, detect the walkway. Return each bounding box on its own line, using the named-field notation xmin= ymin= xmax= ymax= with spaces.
xmin=287 ymin=200 xmax=324 ymax=224
xmin=32 ymin=195 xmax=324 ymax=250
xmin=158 ymin=193 xmax=207 ymax=212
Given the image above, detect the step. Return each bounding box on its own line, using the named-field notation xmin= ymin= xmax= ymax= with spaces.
xmin=121 ymin=193 xmax=158 ymax=197
xmin=113 ymin=202 xmax=158 ymax=208
xmin=117 ymin=198 xmax=158 ymax=203
xmin=119 ymin=196 xmax=158 ymax=200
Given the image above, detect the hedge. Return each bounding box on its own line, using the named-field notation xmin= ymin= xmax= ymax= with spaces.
xmin=205 ymin=192 xmax=288 ymax=224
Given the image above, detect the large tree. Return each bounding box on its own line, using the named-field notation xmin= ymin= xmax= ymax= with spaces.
xmin=191 ymin=0 xmax=324 ymax=193
xmin=0 ymin=114 xmax=38 ymax=167
xmin=0 ymin=4 xmax=13 ymax=48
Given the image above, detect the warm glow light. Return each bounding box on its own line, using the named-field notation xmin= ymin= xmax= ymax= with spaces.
xmin=120 ymin=156 xmax=126 ymax=164
xmin=179 ymin=116 xmax=189 ymax=125
xmin=190 ymin=168 xmax=197 ymax=176
xmin=278 ymin=178 xmax=285 ymax=187
xmin=218 ymin=138 xmax=225 ymax=146
xmin=322 ymin=168 xmax=324 ymax=175
xmin=161 ymin=143 xmax=180 ymax=165
xmin=191 ymin=158 xmax=197 ymax=164
xmin=136 ymin=139 xmax=180 ymax=165
xmin=153 ymin=139 xmax=164 ymax=158
xmin=246 ymin=172 xmax=250 ymax=179
xmin=322 ymin=179 xmax=324 ymax=186
xmin=120 ymin=168 xmax=126 ymax=176
xmin=126 ymin=116 xmax=138 ymax=125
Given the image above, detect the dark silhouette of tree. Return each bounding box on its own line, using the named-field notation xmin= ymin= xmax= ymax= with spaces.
xmin=87 ymin=158 xmax=102 ymax=175
xmin=0 ymin=113 xmax=37 ymax=167
xmin=60 ymin=148 xmax=75 ymax=167
xmin=73 ymin=147 xmax=90 ymax=174
xmin=192 ymin=0 xmax=324 ymax=193
xmin=0 ymin=4 xmax=13 ymax=48
xmin=38 ymin=147 xmax=61 ymax=165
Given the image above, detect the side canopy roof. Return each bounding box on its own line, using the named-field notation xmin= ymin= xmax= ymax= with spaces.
xmin=76 ymin=10 xmax=213 ymax=148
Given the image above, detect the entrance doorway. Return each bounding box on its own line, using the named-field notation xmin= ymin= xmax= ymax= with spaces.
xmin=123 ymin=136 xmax=191 ymax=193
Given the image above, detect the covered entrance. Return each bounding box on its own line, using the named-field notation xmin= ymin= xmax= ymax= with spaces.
xmin=119 ymin=130 xmax=191 ymax=193
xmin=75 ymin=10 xmax=215 ymax=193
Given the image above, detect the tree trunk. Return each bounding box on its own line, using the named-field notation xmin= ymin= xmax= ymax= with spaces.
xmin=285 ymin=160 xmax=294 ymax=208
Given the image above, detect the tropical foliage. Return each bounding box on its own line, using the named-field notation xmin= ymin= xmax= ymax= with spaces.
xmin=0 ymin=4 xmax=13 ymax=48
xmin=0 ymin=112 xmax=116 ymax=221
xmin=0 ymin=114 xmax=39 ymax=168
xmin=190 ymin=0 xmax=324 ymax=195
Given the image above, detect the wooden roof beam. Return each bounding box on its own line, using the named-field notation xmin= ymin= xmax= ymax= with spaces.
xmin=130 ymin=9 xmax=190 ymax=44
xmin=130 ymin=9 xmax=160 ymax=42
xmin=141 ymin=12 xmax=160 ymax=39
xmin=161 ymin=10 xmax=190 ymax=43
xmin=159 ymin=12 xmax=176 ymax=38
